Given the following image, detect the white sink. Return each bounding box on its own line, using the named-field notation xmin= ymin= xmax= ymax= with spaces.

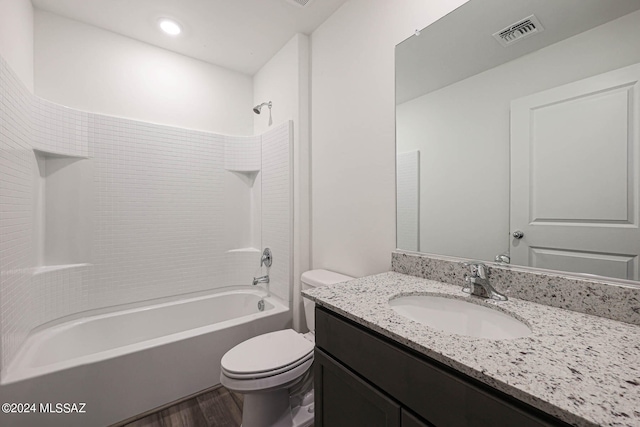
xmin=389 ymin=295 xmax=531 ymax=340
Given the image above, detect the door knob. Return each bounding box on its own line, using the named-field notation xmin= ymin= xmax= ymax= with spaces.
xmin=512 ymin=230 xmax=524 ymax=239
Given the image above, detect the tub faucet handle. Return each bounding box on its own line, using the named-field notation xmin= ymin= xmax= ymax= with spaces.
xmin=261 ymin=248 xmax=272 ymax=268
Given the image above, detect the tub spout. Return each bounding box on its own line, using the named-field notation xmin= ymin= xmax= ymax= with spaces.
xmin=252 ymin=275 xmax=269 ymax=286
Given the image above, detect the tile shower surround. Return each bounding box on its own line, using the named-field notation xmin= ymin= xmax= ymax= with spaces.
xmin=0 ymin=55 xmax=291 ymax=371
xmin=392 ymin=251 xmax=640 ymax=326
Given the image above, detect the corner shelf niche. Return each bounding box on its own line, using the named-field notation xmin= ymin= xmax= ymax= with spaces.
xmin=226 ymin=169 xmax=259 ymax=186
xmin=223 ymin=165 xmax=261 ymax=254
xmin=34 ymin=149 xmax=93 ymax=270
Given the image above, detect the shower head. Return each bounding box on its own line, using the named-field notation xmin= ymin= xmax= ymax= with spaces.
xmin=253 ymin=101 xmax=272 ymax=114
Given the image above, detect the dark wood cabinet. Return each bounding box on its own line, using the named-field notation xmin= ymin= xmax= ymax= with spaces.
xmin=314 ymin=349 xmax=400 ymax=427
xmin=402 ymin=410 xmax=434 ymax=427
xmin=314 ymin=306 xmax=569 ymax=427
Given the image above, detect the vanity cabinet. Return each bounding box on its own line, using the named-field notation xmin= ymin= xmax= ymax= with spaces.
xmin=313 ymin=307 xmax=569 ymax=427
xmin=314 ymin=350 xmax=402 ymax=426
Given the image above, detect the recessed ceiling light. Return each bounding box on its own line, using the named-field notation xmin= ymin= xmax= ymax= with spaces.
xmin=159 ymin=19 xmax=181 ymax=36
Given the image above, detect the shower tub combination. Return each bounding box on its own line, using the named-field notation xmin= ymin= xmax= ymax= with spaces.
xmin=0 ymin=288 xmax=289 ymax=427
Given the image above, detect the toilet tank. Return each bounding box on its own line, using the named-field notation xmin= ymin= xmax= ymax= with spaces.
xmin=302 ymin=269 xmax=353 ymax=333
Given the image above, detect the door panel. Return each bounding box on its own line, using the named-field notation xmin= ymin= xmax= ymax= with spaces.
xmin=511 ymin=63 xmax=640 ymax=279
xmin=529 ymin=247 xmax=635 ymax=280
xmin=530 ymin=87 xmax=630 ymax=222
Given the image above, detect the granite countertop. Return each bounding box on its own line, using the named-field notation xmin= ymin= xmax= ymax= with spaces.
xmin=302 ymin=272 xmax=640 ymax=427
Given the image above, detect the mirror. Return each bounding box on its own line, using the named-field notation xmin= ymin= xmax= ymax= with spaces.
xmin=395 ymin=0 xmax=640 ymax=282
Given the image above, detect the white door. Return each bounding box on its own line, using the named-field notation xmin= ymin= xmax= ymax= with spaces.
xmin=510 ymin=63 xmax=640 ymax=280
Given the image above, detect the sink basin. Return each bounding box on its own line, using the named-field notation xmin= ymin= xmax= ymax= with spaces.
xmin=389 ymin=295 xmax=531 ymax=340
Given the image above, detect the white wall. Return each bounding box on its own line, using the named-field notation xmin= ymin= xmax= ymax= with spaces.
xmin=0 ymin=0 xmax=33 ymax=91
xmin=34 ymin=10 xmax=253 ymax=136
xmin=253 ymin=34 xmax=307 ymax=136
xmin=396 ymin=9 xmax=640 ymax=262
xmin=253 ymin=34 xmax=310 ymax=330
xmin=310 ymin=0 xmax=468 ymax=278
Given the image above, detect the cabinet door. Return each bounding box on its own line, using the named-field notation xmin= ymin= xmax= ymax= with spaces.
xmin=402 ymin=410 xmax=434 ymax=427
xmin=314 ymin=349 xmax=401 ymax=427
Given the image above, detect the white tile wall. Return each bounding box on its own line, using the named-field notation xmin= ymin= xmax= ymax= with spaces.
xmin=31 ymin=96 xmax=89 ymax=157
xmin=1 ymin=54 xmax=90 ymax=370
xmin=31 ymin=265 xmax=91 ymax=327
xmin=0 ymin=55 xmax=293 ymax=371
xmin=224 ymin=248 xmax=262 ymax=288
xmin=261 ymin=122 xmax=292 ymax=302
xmin=0 ymin=56 xmax=35 ymax=372
xmin=88 ymin=115 xmax=227 ymax=308
xmin=224 ymin=135 xmax=261 ymax=172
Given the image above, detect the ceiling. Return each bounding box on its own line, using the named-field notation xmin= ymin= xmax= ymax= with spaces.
xmin=396 ymin=0 xmax=640 ymax=104
xmin=32 ymin=0 xmax=349 ymax=76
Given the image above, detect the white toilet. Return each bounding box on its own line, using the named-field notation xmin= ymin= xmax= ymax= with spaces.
xmin=220 ymin=269 xmax=353 ymax=427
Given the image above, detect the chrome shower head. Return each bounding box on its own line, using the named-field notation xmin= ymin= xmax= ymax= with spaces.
xmin=253 ymin=101 xmax=272 ymax=114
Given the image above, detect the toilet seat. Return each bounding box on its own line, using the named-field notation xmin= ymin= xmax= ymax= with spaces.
xmin=222 ymin=351 xmax=313 ymax=380
xmin=221 ymin=329 xmax=314 ymax=379
xmin=221 ymin=356 xmax=314 ymax=394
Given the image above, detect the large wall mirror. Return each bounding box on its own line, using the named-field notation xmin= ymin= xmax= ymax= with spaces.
xmin=395 ymin=0 xmax=640 ymax=283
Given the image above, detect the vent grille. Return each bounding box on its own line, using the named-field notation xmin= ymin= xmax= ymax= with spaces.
xmin=286 ymin=0 xmax=314 ymax=7
xmin=493 ymin=15 xmax=544 ymax=47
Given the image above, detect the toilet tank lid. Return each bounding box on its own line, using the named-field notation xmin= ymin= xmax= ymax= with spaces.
xmin=301 ymin=269 xmax=353 ymax=288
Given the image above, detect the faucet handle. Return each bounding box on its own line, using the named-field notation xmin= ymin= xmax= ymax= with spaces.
xmin=476 ymin=263 xmax=487 ymax=279
xmin=463 ymin=262 xmax=488 ymax=279
xmin=494 ymin=253 xmax=510 ymax=264
xmin=260 ymin=248 xmax=273 ymax=268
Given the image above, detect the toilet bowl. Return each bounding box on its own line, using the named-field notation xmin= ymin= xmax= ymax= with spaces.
xmin=220 ymin=269 xmax=353 ymax=427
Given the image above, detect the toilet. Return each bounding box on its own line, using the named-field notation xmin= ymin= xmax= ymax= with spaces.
xmin=220 ymin=269 xmax=353 ymax=427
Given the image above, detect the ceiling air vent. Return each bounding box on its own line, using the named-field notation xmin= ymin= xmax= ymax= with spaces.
xmin=285 ymin=0 xmax=314 ymax=7
xmin=493 ymin=15 xmax=544 ymax=47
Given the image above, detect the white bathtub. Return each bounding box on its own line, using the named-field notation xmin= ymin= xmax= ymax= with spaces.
xmin=0 ymin=288 xmax=290 ymax=427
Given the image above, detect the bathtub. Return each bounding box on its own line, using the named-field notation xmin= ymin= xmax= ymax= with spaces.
xmin=0 ymin=288 xmax=290 ymax=427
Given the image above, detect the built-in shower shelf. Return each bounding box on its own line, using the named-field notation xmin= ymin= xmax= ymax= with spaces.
xmin=225 ymin=169 xmax=260 ymax=187
xmin=226 ymin=248 xmax=261 ymax=254
xmin=34 ymin=149 xmax=93 ymax=268
xmin=224 ymin=169 xmax=260 ymax=173
xmin=33 ymin=263 xmax=91 ymax=276
xmin=33 ymin=149 xmax=89 ymax=160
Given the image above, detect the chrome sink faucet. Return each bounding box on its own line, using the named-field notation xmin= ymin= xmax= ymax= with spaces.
xmin=252 ymin=248 xmax=272 ymax=286
xmin=462 ymin=262 xmax=508 ymax=301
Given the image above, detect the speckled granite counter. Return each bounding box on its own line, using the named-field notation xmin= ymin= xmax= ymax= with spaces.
xmin=303 ymin=272 xmax=640 ymax=427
